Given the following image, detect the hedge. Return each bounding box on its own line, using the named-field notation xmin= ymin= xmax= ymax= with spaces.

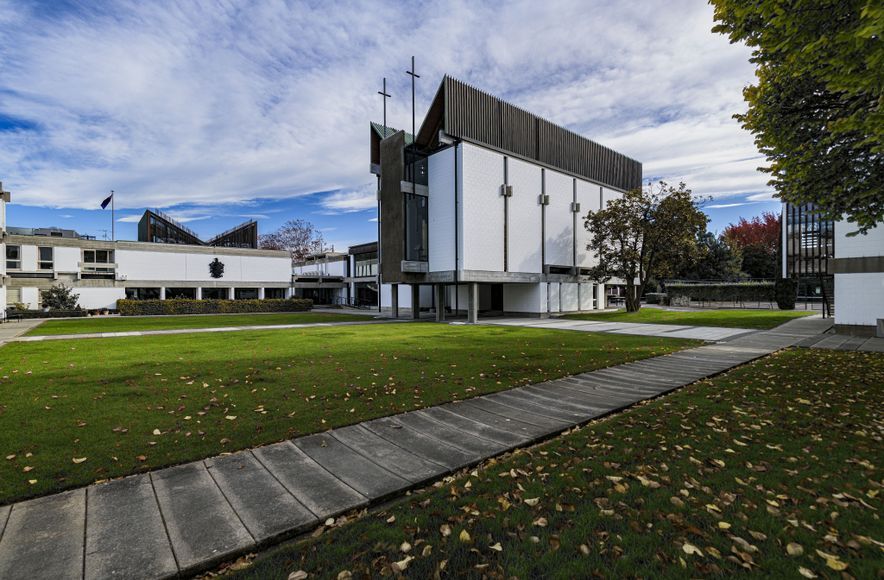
xmin=8 ymin=309 xmax=88 ymax=319
xmin=116 ymin=298 xmax=313 ymax=316
xmin=774 ymin=278 xmax=798 ymax=310
xmin=666 ymin=282 xmax=775 ymax=304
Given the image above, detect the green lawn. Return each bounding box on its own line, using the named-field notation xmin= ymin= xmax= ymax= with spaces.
xmin=562 ymin=307 xmax=815 ymax=329
xmin=233 ymin=348 xmax=883 ymax=580
xmin=0 ymin=323 xmax=694 ymax=504
xmin=25 ymin=311 xmax=372 ymax=336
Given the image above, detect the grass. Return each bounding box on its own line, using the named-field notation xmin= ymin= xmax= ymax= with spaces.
xmin=0 ymin=323 xmax=695 ymax=505
xmin=25 ymin=311 xmax=372 ymax=336
xmin=561 ymin=307 xmax=815 ymax=329
xmin=232 ymin=348 xmax=884 ymax=580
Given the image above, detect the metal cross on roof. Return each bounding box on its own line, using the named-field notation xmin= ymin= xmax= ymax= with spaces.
xmin=405 ymin=56 xmax=420 ymax=142
xmin=377 ymin=77 xmax=391 ymax=138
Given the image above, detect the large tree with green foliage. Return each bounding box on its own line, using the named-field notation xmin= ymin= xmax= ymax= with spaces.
xmin=710 ymin=0 xmax=883 ymax=233
xmin=585 ymin=182 xmax=708 ymax=312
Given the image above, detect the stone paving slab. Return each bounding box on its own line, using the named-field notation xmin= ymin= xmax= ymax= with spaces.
xmin=205 ymin=452 xmax=316 ymax=544
xmin=0 ymin=489 xmax=85 ymax=580
xmin=85 ymin=474 xmax=177 ymax=580
xmin=251 ymin=442 xmax=366 ymax=519
xmin=331 ymin=425 xmax=447 ymax=484
xmin=151 ymin=463 xmax=254 ymax=574
xmin=0 ymin=315 xmax=831 ymax=580
xmin=392 ymin=411 xmax=509 ymax=456
xmin=362 ymin=417 xmax=481 ymax=470
xmin=294 ymin=433 xmax=410 ymax=499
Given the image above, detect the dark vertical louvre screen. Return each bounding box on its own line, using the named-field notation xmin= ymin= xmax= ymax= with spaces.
xmin=443 ymin=77 xmax=641 ymax=191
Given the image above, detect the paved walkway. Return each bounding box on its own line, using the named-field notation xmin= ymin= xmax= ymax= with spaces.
xmin=797 ymin=332 xmax=884 ymax=352
xmin=9 ymin=318 xmax=397 ymax=343
xmin=0 ymin=317 xmax=831 ymax=580
xmin=0 ymin=319 xmax=45 ymax=344
xmin=482 ymin=316 xmax=757 ymax=341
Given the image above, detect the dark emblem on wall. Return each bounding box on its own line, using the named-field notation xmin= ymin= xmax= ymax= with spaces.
xmin=209 ymin=258 xmax=225 ymax=279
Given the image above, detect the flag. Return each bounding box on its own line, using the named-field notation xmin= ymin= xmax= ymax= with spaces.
xmin=100 ymin=192 xmax=113 ymax=209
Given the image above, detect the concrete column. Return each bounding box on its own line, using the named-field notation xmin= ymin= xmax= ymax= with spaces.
xmin=411 ymin=284 xmax=421 ymax=319
xmin=285 ymin=287 xmax=293 ymax=299
xmin=258 ymin=287 xmax=265 ymax=300
xmin=228 ymin=287 xmax=236 ymax=300
xmin=467 ymin=283 xmax=479 ymax=324
xmin=159 ymin=287 xmax=166 ymax=300
xmin=195 ymin=287 xmax=202 ymax=300
xmin=390 ymin=284 xmax=399 ymax=318
xmin=435 ymin=285 xmax=446 ymax=322
xmin=596 ymin=283 xmax=605 ymax=309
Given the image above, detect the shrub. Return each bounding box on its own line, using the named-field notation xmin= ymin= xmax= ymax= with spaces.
xmin=116 ymin=298 xmax=313 ymax=316
xmin=666 ymin=282 xmax=775 ymax=304
xmin=41 ymin=284 xmax=80 ymax=310
xmin=774 ymin=278 xmax=798 ymax=310
xmin=8 ymin=309 xmax=88 ymax=319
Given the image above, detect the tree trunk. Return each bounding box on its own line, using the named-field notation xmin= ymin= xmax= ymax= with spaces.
xmin=625 ymin=282 xmax=641 ymax=312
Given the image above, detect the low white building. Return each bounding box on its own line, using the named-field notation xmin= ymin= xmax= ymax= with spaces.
xmin=0 ymin=192 xmax=292 ymax=313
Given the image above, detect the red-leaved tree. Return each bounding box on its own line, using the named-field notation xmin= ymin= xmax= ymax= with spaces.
xmin=722 ymin=211 xmax=780 ymax=252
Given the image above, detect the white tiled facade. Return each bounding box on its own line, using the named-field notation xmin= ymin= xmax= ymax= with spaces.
xmin=834 ymin=221 xmax=884 ymax=329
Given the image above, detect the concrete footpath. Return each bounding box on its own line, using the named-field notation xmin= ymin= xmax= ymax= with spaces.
xmin=482 ymin=316 xmax=759 ymax=341
xmin=0 ymin=316 xmax=832 ymax=579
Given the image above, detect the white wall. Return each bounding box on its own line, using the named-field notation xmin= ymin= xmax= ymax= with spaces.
xmin=54 ymin=247 xmax=80 ymax=273
xmin=460 ymin=143 xmax=505 ymax=272
xmin=579 ymin=282 xmax=594 ymax=310
xmin=428 ymin=146 xmax=457 ymax=272
xmin=507 ymin=158 xmax=543 ymax=273
xmin=545 ymin=170 xmax=573 ymax=267
xmin=20 ymin=245 xmax=37 ymax=272
xmin=547 ymin=282 xmax=560 ymax=313
xmin=76 ymin=288 xmax=127 ymax=310
xmin=835 ymin=221 xmax=884 ymax=259
xmin=835 ymin=273 xmax=884 ymax=327
xmin=503 ymin=284 xmax=544 ymax=314
xmin=834 ymin=220 xmax=884 ymax=327
xmin=117 ymin=249 xmax=291 ymax=283
xmin=380 ymin=283 xmax=432 ymax=309
xmin=20 ymin=287 xmax=39 ymax=309
xmin=576 ymin=180 xmax=601 ymax=269
xmin=560 ymin=282 xmax=579 ymax=311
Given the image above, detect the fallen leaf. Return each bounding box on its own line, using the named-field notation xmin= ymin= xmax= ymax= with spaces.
xmin=225 ymin=415 xmax=237 ymax=420
xmin=787 ymin=543 xmax=804 ymax=556
xmin=152 ymin=429 xmax=161 ymax=435
xmin=798 ymin=567 xmax=817 ymax=578
xmin=72 ymin=457 xmax=87 ymax=464
xmin=489 ymin=542 xmax=503 ymax=552
xmin=440 ymin=524 xmax=451 ymax=537
xmin=391 ymin=556 xmax=413 ymax=573
xmin=288 ymin=571 xmax=308 ymax=580
xmin=524 ymin=497 xmax=540 ymax=507
xmin=400 ymin=541 xmax=411 ymax=554
xmin=682 ymin=543 xmax=704 ymax=557
xmin=459 ymin=529 xmax=471 ymax=543
xmin=533 ymin=517 xmax=548 ymax=527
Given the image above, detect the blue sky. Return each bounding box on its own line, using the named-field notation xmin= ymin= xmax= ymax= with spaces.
xmin=0 ymin=0 xmax=779 ymax=247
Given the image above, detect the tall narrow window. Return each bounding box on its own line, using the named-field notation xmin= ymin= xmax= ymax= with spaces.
xmin=403 ymin=193 xmax=428 ymax=262
xmin=38 ymin=247 xmax=54 ymax=270
xmin=6 ymin=245 xmax=20 ymax=270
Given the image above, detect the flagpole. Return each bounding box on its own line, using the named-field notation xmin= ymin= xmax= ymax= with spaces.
xmin=111 ymin=190 xmax=115 ymax=241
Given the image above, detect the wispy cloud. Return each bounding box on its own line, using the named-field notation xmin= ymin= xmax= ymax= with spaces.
xmin=0 ymin=0 xmax=770 ymax=218
xmin=116 ymin=214 xmax=142 ymax=223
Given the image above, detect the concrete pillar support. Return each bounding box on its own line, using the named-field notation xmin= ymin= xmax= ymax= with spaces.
xmin=468 ymin=283 xmax=479 ymax=324
xmin=195 ymin=287 xmax=202 ymax=300
xmin=435 ymin=285 xmax=446 ymax=322
xmin=228 ymin=287 xmax=236 ymax=300
xmin=411 ymin=284 xmax=421 ymax=319
xmin=596 ymin=283 xmax=605 ymax=310
xmin=258 ymin=287 xmax=265 ymax=300
xmin=159 ymin=287 xmax=166 ymax=301
xmin=390 ymin=284 xmax=399 ymax=318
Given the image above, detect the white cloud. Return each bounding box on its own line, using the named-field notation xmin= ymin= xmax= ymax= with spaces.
xmin=0 ymin=0 xmax=768 ymax=213
xmin=116 ymin=214 xmax=142 ymax=223
xmin=318 ymin=185 xmax=377 ymax=214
